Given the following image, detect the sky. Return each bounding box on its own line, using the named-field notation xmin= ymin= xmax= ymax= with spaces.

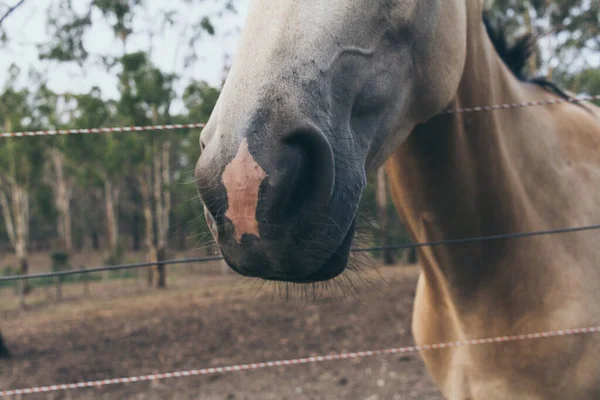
xmin=0 ymin=0 xmax=250 ymax=104
xmin=1 ymin=1 xmax=597 ymax=106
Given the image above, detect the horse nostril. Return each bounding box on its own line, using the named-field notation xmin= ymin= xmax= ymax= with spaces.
xmin=279 ymin=128 xmax=335 ymax=217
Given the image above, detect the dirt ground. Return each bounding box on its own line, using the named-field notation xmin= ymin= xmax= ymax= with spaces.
xmin=0 ymin=261 xmax=443 ymax=400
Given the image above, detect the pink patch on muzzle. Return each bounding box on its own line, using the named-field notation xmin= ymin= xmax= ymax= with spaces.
xmin=222 ymin=139 xmax=268 ymax=243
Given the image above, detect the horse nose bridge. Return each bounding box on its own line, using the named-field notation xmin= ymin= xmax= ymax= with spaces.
xmin=219 ymin=58 xmax=328 ymax=124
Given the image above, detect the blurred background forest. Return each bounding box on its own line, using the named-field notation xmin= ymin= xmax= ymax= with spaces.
xmin=0 ymin=0 xmax=598 ymax=301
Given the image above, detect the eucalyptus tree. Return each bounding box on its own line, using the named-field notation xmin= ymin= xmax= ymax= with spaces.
xmin=0 ymin=0 xmax=29 ymax=359
xmin=34 ymin=0 xmax=236 ymax=287
xmin=487 ymin=0 xmax=599 ymax=82
xmin=116 ymin=52 xmax=178 ymax=288
xmin=30 ymin=83 xmax=77 ymax=253
xmin=173 ymin=81 xmax=221 ymax=252
xmin=65 ymin=88 xmax=125 ymax=256
xmin=0 ymin=66 xmax=45 ymax=307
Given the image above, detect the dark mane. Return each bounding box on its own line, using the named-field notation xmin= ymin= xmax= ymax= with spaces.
xmin=483 ymin=13 xmax=535 ymax=81
xmin=482 ymin=13 xmax=572 ymax=100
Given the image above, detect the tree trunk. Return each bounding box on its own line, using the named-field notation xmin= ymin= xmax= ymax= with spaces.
xmin=91 ymin=230 xmax=100 ymax=250
xmin=104 ymin=179 xmax=120 ymax=253
xmin=160 ymin=141 xmax=171 ymax=288
xmin=50 ymin=150 xmax=73 ymax=253
xmin=151 ymin=141 xmax=171 ymax=289
xmin=138 ymin=170 xmax=157 ymax=287
xmin=523 ymin=5 xmax=537 ymax=73
xmin=178 ymin=216 xmax=187 ymax=250
xmin=18 ymin=256 xmax=29 ymax=308
xmin=55 ymin=276 xmax=62 ymax=302
xmin=376 ymin=167 xmax=395 ymax=265
xmin=0 ymin=331 xmax=9 ymax=359
xmin=0 ymin=180 xmax=30 ymax=308
xmin=156 ymin=247 xmax=167 ymax=288
xmin=132 ymin=211 xmax=141 ymax=251
xmin=145 ymin=104 xmax=172 ymax=289
xmin=82 ymin=265 xmax=91 ymax=297
xmin=77 ymin=191 xmax=88 ymax=251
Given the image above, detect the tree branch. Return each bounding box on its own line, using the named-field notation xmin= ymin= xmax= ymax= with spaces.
xmin=0 ymin=0 xmax=26 ymax=26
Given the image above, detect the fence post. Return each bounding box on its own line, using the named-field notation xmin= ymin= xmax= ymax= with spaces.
xmin=156 ymin=247 xmax=167 ymax=288
xmin=82 ymin=265 xmax=90 ymax=297
xmin=51 ymin=252 xmax=70 ymax=302
xmin=376 ymin=167 xmax=396 ymax=265
xmin=0 ymin=331 xmax=9 ymax=359
xmin=55 ymin=276 xmax=62 ymax=302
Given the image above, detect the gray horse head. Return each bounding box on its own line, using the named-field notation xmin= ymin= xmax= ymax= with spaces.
xmin=195 ymin=1 xmax=469 ymax=282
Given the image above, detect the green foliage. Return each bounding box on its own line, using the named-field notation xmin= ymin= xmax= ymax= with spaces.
xmin=94 ymin=0 xmax=144 ymax=40
xmin=358 ymin=171 xmax=412 ymax=260
xmin=184 ymin=81 xmax=221 ymax=121
xmin=0 ymin=67 xmax=47 ymax=202
xmin=1 ymin=273 xmax=103 ymax=289
xmin=105 ymin=241 xmax=126 ymax=266
xmin=118 ymin=51 xmax=177 ymax=125
xmin=34 ymin=185 xmax=58 ymax=223
xmin=109 ymin=268 xmax=139 ymax=280
xmin=51 ymin=251 xmax=71 ymax=282
xmin=486 ymin=0 xmax=599 ymax=85
xmin=38 ymin=8 xmax=91 ymax=63
xmin=0 ymin=266 xmax=18 ymax=290
xmin=559 ymin=68 xmax=600 ymax=105
xmin=51 ymin=251 xmax=69 ymax=266
xmin=37 ymin=0 xmax=231 ymax=67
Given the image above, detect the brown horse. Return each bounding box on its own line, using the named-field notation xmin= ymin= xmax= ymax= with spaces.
xmin=195 ymin=1 xmax=600 ymax=398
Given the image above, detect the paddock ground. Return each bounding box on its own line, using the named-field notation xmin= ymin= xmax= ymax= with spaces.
xmin=0 ymin=258 xmax=443 ymax=400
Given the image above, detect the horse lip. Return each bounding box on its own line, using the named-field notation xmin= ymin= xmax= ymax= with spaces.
xmin=264 ymin=218 xmax=357 ymax=284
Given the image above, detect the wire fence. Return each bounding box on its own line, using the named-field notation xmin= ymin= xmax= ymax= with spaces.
xmin=0 ymin=256 xmax=224 ymax=283
xmin=0 ymin=123 xmax=206 ymax=138
xmin=2 ymin=223 xmax=600 ymax=283
xmin=1 ymin=91 xmax=600 ymax=398
xmin=1 ymin=324 xmax=599 ymax=397
xmin=1 ymin=94 xmax=598 ymax=139
xmin=444 ymin=94 xmax=600 ymax=114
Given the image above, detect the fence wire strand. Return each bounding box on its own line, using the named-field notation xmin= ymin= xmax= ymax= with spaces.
xmin=444 ymin=94 xmax=600 ymax=114
xmin=1 ymin=94 xmax=598 ymax=138
xmin=1 ymin=223 xmax=600 ymax=283
xmin=1 ymin=325 xmax=599 ymax=397
xmin=0 ymin=123 xmax=206 ymax=138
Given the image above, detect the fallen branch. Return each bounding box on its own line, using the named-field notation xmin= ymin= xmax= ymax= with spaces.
xmin=0 ymin=0 xmax=26 ymax=26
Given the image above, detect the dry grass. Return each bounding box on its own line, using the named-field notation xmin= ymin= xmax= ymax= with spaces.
xmin=0 ymin=254 xmax=441 ymax=400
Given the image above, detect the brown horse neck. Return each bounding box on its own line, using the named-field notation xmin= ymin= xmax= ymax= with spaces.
xmin=384 ymin=9 xmax=549 ymax=299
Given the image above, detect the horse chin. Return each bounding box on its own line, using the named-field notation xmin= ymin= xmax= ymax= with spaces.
xmin=266 ymin=219 xmax=357 ymax=284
